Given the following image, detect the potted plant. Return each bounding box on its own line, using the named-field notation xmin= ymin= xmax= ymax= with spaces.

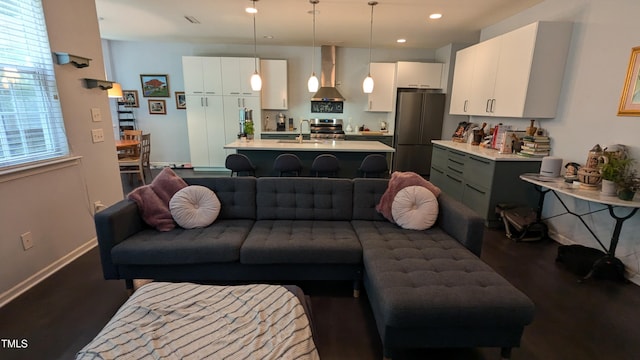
xmin=600 ymin=156 xmax=632 ymax=196
xmin=244 ymin=120 xmax=254 ymax=140
xmin=615 ymin=159 xmax=639 ymax=201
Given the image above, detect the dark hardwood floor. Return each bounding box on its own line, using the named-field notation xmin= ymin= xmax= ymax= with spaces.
xmin=2 ymin=169 xmax=640 ymax=360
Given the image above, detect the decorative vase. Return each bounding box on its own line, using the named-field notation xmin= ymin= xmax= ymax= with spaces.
xmin=526 ymin=119 xmax=537 ymax=136
xmin=601 ymin=179 xmax=617 ymax=196
xmin=617 ymin=188 xmax=636 ymax=201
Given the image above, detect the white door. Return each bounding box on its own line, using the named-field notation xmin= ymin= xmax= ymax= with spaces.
xmin=449 ymin=47 xmax=476 ymax=115
xmin=468 ymin=37 xmax=501 ymax=115
xmin=202 ymin=57 xmax=223 ymax=95
xmin=185 ymin=95 xmax=209 ymax=167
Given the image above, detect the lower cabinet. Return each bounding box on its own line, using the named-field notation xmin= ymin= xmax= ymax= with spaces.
xmin=430 ymin=144 xmax=541 ymax=227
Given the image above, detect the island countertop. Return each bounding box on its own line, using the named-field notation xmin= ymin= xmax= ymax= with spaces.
xmin=224 ymin=139 xmax=395 ymax=153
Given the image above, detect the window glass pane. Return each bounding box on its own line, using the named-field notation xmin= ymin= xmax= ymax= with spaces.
xmin=0 ymin=0 xmax=69 ymax=169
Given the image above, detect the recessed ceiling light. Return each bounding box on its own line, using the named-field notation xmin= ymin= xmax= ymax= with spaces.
xmin=245 ymin=7 xmax=258 ymax=14
xmin=397 ymin=39 xmax=407 ymax=43
xmin=263 ymin=35 xmax=274 ymax=39
xmin=429 ymin=13 xmax=442 ymax=20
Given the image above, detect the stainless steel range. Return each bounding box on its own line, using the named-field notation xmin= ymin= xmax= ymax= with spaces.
xmin=309 ymin=118 xmax=345 ymax=140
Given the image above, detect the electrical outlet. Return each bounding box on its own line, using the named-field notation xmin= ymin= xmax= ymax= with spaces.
xmin=91 ymin=128 xmax=104 ymax=143
xmin=90 ymin=108 xmax=102 ymax=122
xmin=21 ymin=232 xmax=33 ymax=250
xmin=93 ymin=201 xmax=105 ymax=214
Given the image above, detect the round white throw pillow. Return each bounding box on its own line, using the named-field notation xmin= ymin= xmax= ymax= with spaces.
xmin=391 ymin=185 xmax=439 ymax=230
xmin=169 ymin=185 xmax=221 ymax=229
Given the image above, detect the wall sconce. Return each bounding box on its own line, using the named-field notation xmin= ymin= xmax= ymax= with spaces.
xmin=85 ymin=78 xmax=115 ymax=90
xmin=54 ymin=52 xmax=92 ymax=68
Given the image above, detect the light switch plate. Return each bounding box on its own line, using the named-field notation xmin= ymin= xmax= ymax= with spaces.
xmin=91 ymin=108 xmax=101 ymax=122
xmin=91 ymin=128 xmax=104 ymax=143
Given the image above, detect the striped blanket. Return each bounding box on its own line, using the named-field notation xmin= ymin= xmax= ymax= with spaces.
xmin=76 ymin=282 xmax=319 ymax=360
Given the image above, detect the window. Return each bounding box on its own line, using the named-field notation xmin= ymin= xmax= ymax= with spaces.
xmin=0 ymin=0 xmax=69 ymax=169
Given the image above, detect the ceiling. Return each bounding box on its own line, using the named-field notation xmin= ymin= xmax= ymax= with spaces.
xmin=95 ymin=0 xmax=543 ymax=49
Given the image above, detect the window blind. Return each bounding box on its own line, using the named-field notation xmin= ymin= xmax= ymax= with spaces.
xmin=0 ymin=0 xmax=69 ymax=169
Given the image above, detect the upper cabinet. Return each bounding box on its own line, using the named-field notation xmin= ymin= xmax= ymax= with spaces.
xmin=396 ymin=62 xmax=443 ymax=89
xmin=449 ymin=21 xmax=573 ymax=118
xmin=221 ymin=57 xmax=260 ymax=97
xmin=366 ymin=62 xmax=396 ymax=112
xmin=449 ymin=47 xmax=476 ymax=114
xmin=182 ymin=56 xmax=223 ymax=96
xmin=260 ymin=59 xmax=288 ymax=110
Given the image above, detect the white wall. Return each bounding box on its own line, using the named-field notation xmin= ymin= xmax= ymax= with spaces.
xmin=0 ymin=0 xmax=124 ymax=306
xmin=106 ymin=41 xmax=438 ymax=166
xmin=469 ymin=0 xmax=640 ymax=282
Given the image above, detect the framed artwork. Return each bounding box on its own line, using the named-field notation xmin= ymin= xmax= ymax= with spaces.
xmin=140 ymin=74 xmax=170 ymax=97
xmin=618 ymin=46 xmax=640 ymax=116
xmin=175 ymin=91 xmax=186 ymax=109
xmin=148 ymin=99 xmax=166 ymax=115
xmin=122 ymin=90 xmax=139 ymax=107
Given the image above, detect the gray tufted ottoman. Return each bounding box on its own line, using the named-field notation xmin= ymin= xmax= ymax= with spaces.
xmin=353 ymin=220 xmax=535 ymax=359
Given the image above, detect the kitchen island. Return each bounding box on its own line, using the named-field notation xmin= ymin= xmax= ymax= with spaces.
xmin=224 ymin=139 xmax=395 ymax=178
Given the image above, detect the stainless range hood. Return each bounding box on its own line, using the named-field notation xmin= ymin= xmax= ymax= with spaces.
xmin=311 ymin=45 xmax=345 ymax=101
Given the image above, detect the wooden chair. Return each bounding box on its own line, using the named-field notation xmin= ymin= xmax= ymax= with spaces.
xmin=119 ymin=129 xmax=142 ymax=158
xmin=119 ymin=133 xmax=150 ymax=185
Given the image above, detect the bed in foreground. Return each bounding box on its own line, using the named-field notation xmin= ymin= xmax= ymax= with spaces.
xmin=75 ymin=282 xmax=319 ymax=360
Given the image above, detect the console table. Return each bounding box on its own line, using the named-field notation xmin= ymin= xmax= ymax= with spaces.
xmin=520 ymin=173 xmax=640 ymax=281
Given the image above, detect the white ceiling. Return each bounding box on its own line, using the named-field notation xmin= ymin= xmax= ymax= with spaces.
xmin=95 ymin=0 xmax=543 ymax=49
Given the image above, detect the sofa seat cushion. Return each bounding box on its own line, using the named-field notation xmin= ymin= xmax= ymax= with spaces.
xmin=111 ymin=219 xmax=255 ymax=265
xmin=241 ymin=220 xmax=362 ymax=264
xmin=351 ymin=220 xmax=534 ymax=328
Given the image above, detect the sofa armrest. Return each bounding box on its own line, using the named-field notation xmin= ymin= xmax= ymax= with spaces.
xmin=94 ymin=199 xmax=146 ymax=279
xmin=437 ymin=193 xmax=485 ymax=257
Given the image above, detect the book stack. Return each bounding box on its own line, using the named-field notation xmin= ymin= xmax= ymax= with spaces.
xmin=518 ymin=135 xmax=551 ymax=157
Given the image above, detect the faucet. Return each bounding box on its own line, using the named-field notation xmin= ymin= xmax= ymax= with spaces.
xmin=298 ymin=119 xmax=310 ymax=143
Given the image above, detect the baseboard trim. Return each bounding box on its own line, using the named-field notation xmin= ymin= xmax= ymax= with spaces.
xmin=0 ymin=238 xmax=97 ymax=308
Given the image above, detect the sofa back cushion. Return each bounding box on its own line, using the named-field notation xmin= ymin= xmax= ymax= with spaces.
xmin=184 ymin=177 xmax=256 ymax=220
xmin=256 ymin=177 xmax=353 ymax=220
xmin=352 ymin=178 xmax=389 ymax=221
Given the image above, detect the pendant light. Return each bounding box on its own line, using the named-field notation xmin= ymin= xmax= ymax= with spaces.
xmin=308 ymin=0 xmax=319 ymax=92
xmin=363 ymin=1 xmax=377 ymax=94
xmin=249 ymin=0 xmax=262 ymax=91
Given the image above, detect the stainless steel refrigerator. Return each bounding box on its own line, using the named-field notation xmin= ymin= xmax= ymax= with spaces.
xmin=392 ymin=90 xmax=445 ymax=176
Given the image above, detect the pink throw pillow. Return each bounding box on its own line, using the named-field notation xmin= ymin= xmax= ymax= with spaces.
xmin=127 ymin=168 xmax=188 ymax=231
xmin=375 ymin=171 xmax=441 ymax=223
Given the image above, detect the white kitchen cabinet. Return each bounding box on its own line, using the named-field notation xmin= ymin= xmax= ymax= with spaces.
xmin=366 ymin=62 xmax=396 ymax=112
xmin=396 ymin=62 xmax=443 ymax=89
xmin=260 ymin=59 xmax=288 ymax=110
xmin=185 ymin=95 xmax=226 ymax=168
xmin=221 ymin=57 xmax=261 ymax=96
xmin=182 ymin=56 xmax=223 ymax=96
xmin=448 ymin=47 xmax=476 ymax=114
xmin=449 ymin=21 xmax=573 ymax=118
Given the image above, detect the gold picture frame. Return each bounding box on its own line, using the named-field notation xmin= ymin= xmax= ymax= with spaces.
xmin=175 ymin=91 xmax=186 ymax=109
xmin=618 ymin=46 xmax=640 ymax=116
xmin=148 ymin=99 xmax=166 ymax=115
xmin=122 ymin=90 xmax=139 ymax=108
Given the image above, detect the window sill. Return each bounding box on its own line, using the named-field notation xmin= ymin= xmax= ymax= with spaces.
xmin=0 ymin=156 xmax=83 ymax=183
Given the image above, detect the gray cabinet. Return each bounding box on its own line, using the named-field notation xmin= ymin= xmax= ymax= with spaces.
xmin=430 ymin=144 xmax=541 ymax=226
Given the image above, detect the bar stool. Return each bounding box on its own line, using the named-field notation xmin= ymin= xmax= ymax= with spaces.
xmin=358 ymin=154 xmax=389 ymax=178
xmin=273 ymin=153 xmax=303 ymax=176
xmin=225 ymin=153 xmax=256 ymax=177
xmin=311 ymin=154 xmax=340 ymax=177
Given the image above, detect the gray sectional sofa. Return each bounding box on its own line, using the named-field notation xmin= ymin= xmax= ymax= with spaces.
xmin=95 ymin=176 xmax=534 ymax=359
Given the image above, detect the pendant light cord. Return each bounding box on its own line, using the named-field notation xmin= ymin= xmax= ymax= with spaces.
xmin=311 ymin=1 xmax=316 ymax=75
xmin=252 ymin=0 xmax=258 ymax=72
xmin=367 ymin=1 xmax=377 ymax=74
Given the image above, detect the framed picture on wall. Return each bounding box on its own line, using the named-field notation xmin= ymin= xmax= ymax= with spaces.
xmin=618 ymin=46 xmax=640 ymax=116
xmin=148 ymin=99 xmax=166 ymax=115
xmin=122 ymin=90 xmax=139 ymax=107
xmin=175 ymin=91 xmax=186 ymax=109
xmin=140 ymin=74 xmax=170 ymax=97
